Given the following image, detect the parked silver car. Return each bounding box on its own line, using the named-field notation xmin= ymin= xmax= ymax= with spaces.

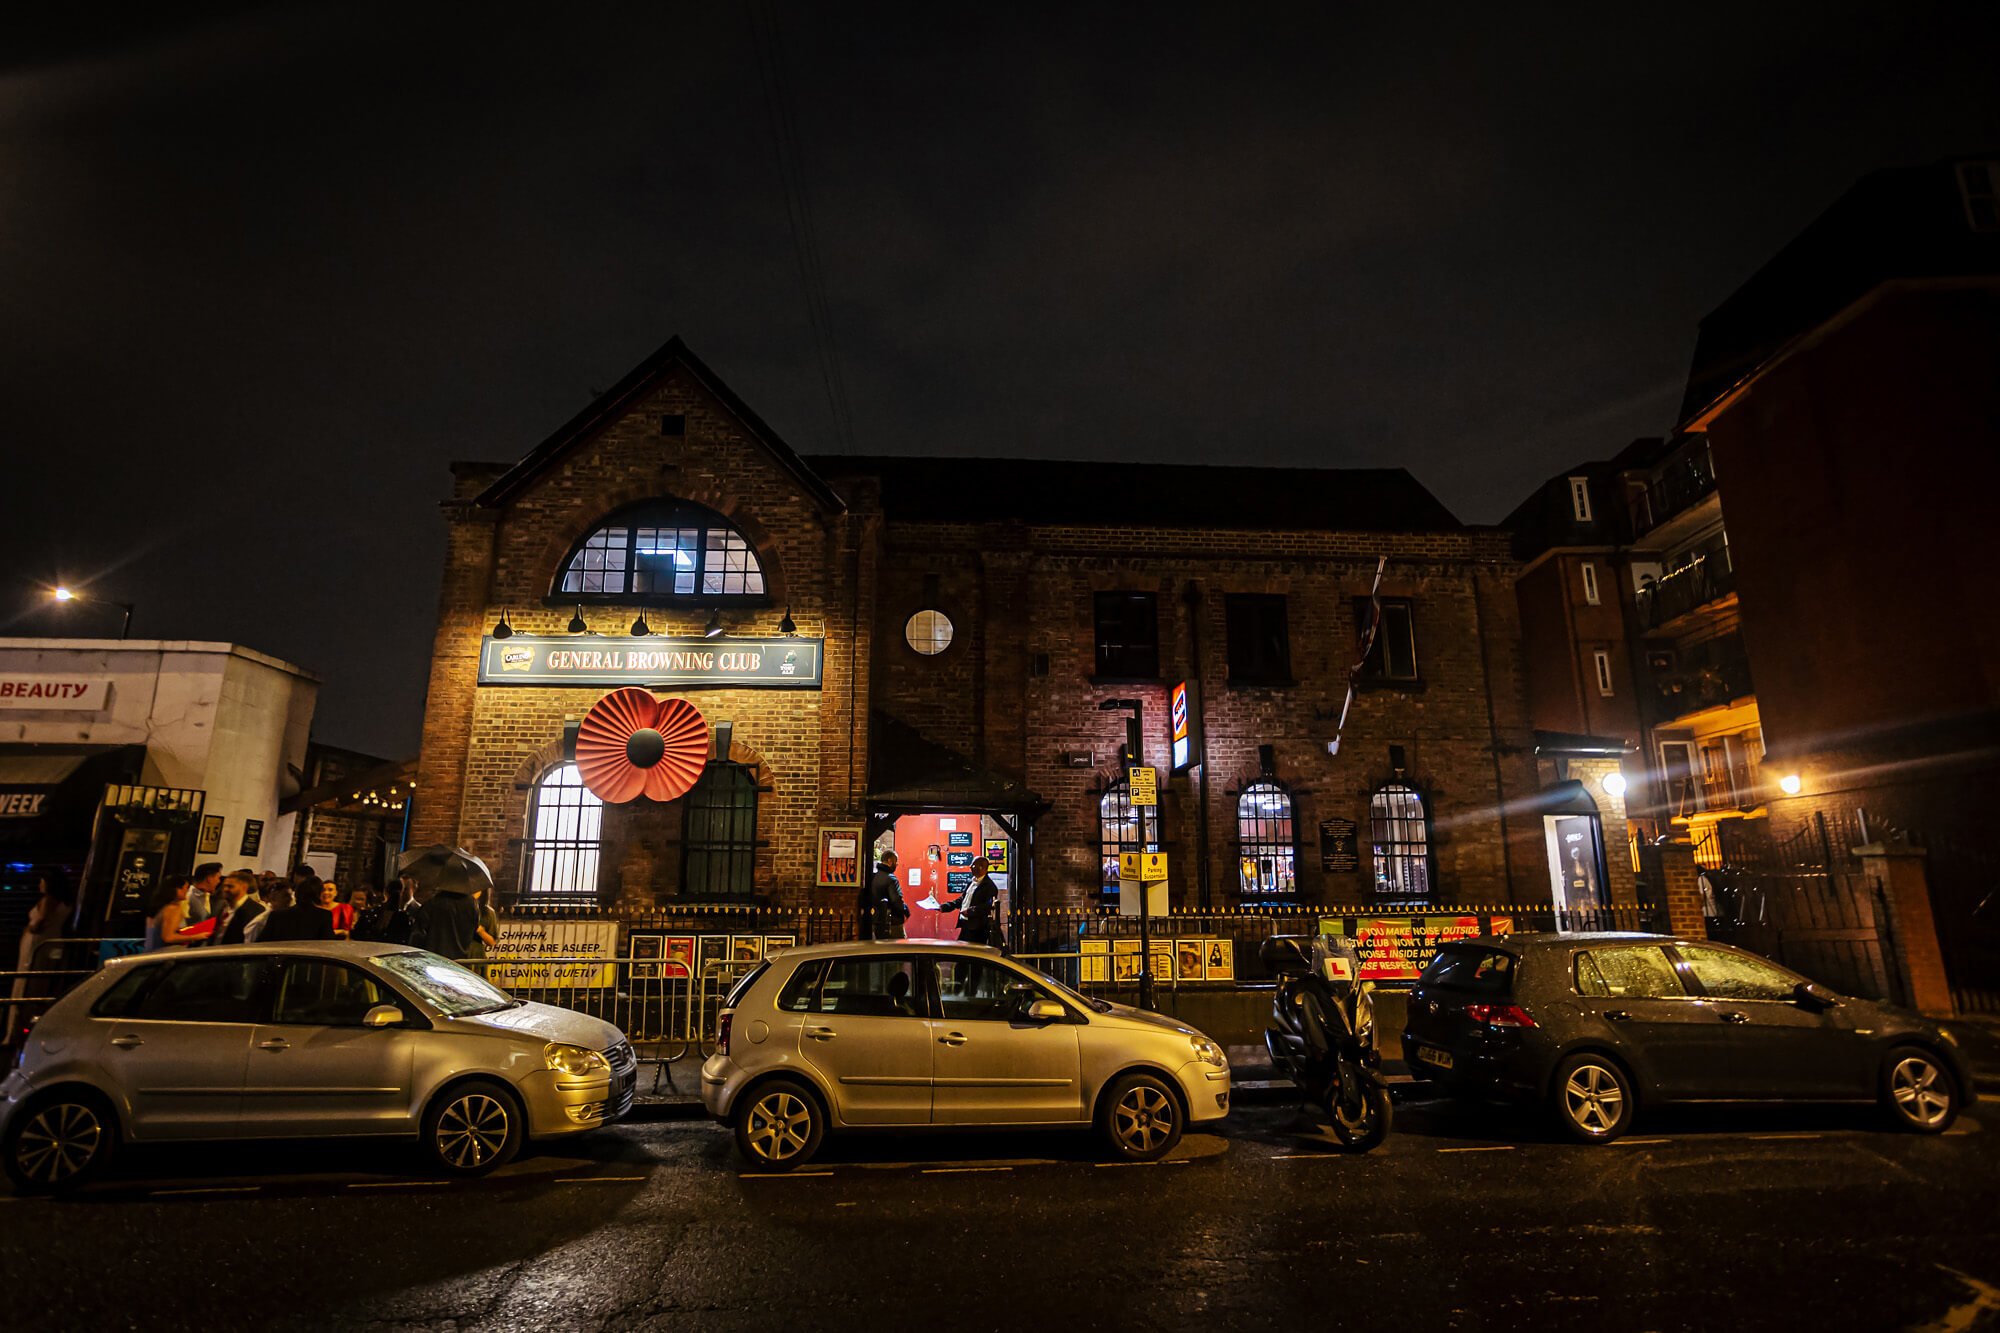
xmin=701 ymin=941 xmax=1232 ymax=1170
xmin=1 ymin=942 xmax=636 ymax=1192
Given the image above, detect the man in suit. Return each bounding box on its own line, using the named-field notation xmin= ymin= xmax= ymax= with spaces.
xmin=259 ymin=866 xmax=337 ymax=943
xmin=208 ymin=871 xmax=266 ymax=947
xmin=942 ymin=857 xmax=1002 ymax=947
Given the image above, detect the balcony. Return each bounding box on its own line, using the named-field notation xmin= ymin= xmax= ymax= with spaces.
xmin=1629 ymin=438 xmax=1718 ymax=539
xmin=1668 ymin=764 xmax=1768 ymax=818
xmin=1637 ymin=554 xmax=1735 ymax=630
xmin=1652 ymin=636 xmax=1754 ymax=720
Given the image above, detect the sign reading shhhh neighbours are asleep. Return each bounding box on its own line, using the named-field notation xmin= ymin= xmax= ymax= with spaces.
xmin=476 ymin=635 xmax=823 ymax=688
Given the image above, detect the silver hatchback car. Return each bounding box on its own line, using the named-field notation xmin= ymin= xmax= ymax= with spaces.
xmin=1 ymin=942 xmax=636 ymax=1192
xmin=701 ymin=941 xmax=1231 ymax=1170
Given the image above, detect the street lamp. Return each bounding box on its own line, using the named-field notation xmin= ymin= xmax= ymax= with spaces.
xmin=50 ymin=586 xmax=134 ymax=639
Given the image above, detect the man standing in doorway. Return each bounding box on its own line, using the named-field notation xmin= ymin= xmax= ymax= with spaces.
xmin=942 ymin=856 xmax=1001 ymax=948
xmin=859 ymin=849 xmax=906 ymax=941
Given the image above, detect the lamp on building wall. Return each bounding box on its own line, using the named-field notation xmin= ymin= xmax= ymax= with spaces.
xmin=492 ymin=612 xmax=514 ymax=640
xmin=568 ymin=605 xmax=588 ymax=634
xmin=1601 ymin=771 xmax=1627 ymax=798
xmin=1779 ymin=773 xmax=1803 ymax=796
xmin=630 ymin=610 xmax=652 ymax=637
xmin=704 ymin=608 xmax=724 ymax=638
xmin=779 ymin=605 xmax=796 ymax=635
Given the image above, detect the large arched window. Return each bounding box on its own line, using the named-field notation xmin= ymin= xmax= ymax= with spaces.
xmin=1237 ymin=780 xmax=1297 ymax=901
xmin=525 ymin=763 xmax=603 ymax=898
xmin=682 ymin=762 xmax=758 ymax=900
xmin=1370 ymin=782 xmax=1431 ymax=902
xmin=555 ymin=499 xmax=767 ymax=602
xmin=1098 ymin=780 xmax=1160 ymax=904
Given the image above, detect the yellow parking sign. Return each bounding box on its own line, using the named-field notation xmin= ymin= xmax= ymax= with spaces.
xmin=1119 ymin=851 xmax=1168 ymax=883
xmin=1128 ymin=765 xmax=1158 ymax=807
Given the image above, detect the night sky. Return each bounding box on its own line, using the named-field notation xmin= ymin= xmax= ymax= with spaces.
xmin=5 ymin=3 xmax=1997 ymax=757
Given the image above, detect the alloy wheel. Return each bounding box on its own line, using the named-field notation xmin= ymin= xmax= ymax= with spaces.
xmin=14 ymin=1102 xmax=104 ymax=1186
xmin=436 ymin=1093 xmax=510 ymax=1169
xmin=1112 ymin=1084 xmax=1177 ymax=1154
xmin=745 ymin=1091 xmax=812 ymax=1163
xmin=1890 ymin=1056 xmax=1952 ymax=1129
xmin=1562 ymin=1063 xmax=1625 ymax=1136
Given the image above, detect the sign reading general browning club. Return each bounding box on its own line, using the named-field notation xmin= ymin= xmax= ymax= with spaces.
xmin=477 ymin=634 xmax=824 ymax=688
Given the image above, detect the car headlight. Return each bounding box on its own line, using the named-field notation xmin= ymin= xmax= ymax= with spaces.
xmin=545 ymin=1042 xmax=611 ymax=1076
xmin=1936 ymin=1026 xmax=1957 ymax=1047
xmin=1190 ymin=1038 xmax=1226 ymax=1068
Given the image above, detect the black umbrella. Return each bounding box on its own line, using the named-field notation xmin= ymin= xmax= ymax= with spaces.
xmin=395 ymin=845 xmax=495 ymax=898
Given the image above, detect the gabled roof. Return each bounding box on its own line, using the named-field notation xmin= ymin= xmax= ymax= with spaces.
xmin=474 ymin=336 xmax=847 ymax=514
xmin=807 ymin=455 xmax=1461 ymax=531
xmin=866 ymin=711 xmax=1048 ymax=813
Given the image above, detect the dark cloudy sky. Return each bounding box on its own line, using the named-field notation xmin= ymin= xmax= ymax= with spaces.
xmin=4 ymin=2 xmax=1997 ymax=756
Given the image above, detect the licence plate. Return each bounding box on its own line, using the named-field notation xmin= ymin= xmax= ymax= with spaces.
xmin=1416 ymin=1045 xmax=1455 ymax=1070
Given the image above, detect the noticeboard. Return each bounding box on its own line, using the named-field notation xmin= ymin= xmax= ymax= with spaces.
xmin=816 ymin=825 xmax=864 ymax=888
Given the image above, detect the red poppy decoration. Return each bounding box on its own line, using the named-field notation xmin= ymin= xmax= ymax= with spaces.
xmin=574 ymin=688 xmax=710 ymax=804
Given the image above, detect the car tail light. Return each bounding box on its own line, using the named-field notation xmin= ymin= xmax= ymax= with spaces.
xmin=717 ymin=1011 xmax=733 ymax=1056
xmin=1464 ymin=1002 xmax=1537 ymax=1028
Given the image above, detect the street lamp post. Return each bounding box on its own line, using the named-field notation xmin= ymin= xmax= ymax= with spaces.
xmin=51 ymin=586 xmax=135 ymax=639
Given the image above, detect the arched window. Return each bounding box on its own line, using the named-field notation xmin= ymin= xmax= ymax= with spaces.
xmin=1098 ymin=780 xmax=1160 ymax=904
xmin=1236 ymin=780 xmax=1297 ymax=900
xmin=555 ymin=499 xmax=767 ymax=602
xmin=682 ymin=763 xmax=758 ymax=900
xmin=1370 ymin=782 xmax=1431 ymax=902
xmin=525 ymin=763 xmax=603 ymax=898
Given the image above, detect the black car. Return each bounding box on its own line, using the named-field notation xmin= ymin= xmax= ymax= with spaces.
xmin=1400 ymin=932 xmax=1975 ymax=1143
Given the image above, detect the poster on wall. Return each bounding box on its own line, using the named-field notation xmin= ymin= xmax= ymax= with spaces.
xmin=1112 ymin=937 xmax=1142 ymax=982
xmin=239 ymin=819 xmax=264 ymax=858
xmin=983 ymin=840 xmax=1009 ymax=872
xmin=1318 ymin=818 xmax=1360 ymax=873
xmin=1318 ymin=913 xmax=1483 ymax=983
xmin=663 ymin=935 xmax=696 ymax=980
xmin=1203 ymin=939 xmax=1235 ymax=982
xmin=488 ymin=919 xmax=619 ymax=989
xmin=197 ymin=814 xmax=223 ymax=856
xmin=763 ymin=935 xmax=796 ymax=959
xmin=1176 ymin=939 xmax=1206 ymax=982
xmin=1148 ymin=940 xmax=1175 ymax=982
xmin=816 ymin=825 xmax=864 ymax=889
xmin=630 ymin=934 xmax=664 ymax=980
xmin=730 ymin=935 xmax=764 ymax=964
xmin=697 ymin=935 xmax=729 ymax=977
xmin=1080 ymin=937 xmax=1110 ymax=984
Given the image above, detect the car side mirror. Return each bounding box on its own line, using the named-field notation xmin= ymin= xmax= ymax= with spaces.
xmin=1024 ymin=999 xmax=1066 ymax=1023
xmin=361 ymin=1003 xmax=403 ymax=1028
xmin=1794 ymin=981 xmax=1838 ymax=1009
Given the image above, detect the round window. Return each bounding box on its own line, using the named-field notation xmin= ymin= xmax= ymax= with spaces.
xmin=904 ymin=609 xmax=954 ymax=656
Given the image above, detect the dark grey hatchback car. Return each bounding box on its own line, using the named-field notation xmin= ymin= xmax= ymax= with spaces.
xmin=1400 ymin=933 xmax=1974 ymax=1143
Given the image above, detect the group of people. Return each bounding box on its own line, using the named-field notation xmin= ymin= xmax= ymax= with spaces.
xmin=142 ymin=862 xmax=502 ymax=957
xmin=856 ymin=849 xmax=1004 ymax=946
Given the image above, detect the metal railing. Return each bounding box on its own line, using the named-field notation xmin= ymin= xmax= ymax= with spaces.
xmin=1638 ymin=554 xmax=1735 ymax=629
xmin=1629 ymin=438 xmax=1718 ymax=538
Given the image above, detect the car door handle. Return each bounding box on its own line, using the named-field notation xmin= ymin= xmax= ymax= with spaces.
xmin=938 ymin=1031 xmax=968 ymax=1047
xmin=1718 ymin=1011 xmax=1750 ymax=1024
xmin=805 ymin=1026 xmax=838 ymax=1042
xmin=257 ymin=1038 xmax=291 ymax=1050
xmin=1604 ymin=1011 xmax=1633 ymax=1023
xmin=110 ymin=1035 xmax=144 ymax=1049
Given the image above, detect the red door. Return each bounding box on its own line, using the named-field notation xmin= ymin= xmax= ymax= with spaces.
xmin=891 ymin=814 xmax=982 ymax=940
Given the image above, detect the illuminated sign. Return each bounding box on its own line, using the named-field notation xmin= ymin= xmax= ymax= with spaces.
xmin=477 ymin=635 xmax=823 ymax=688
xmin=1169 ymin=679 xmax=1202 ymax=772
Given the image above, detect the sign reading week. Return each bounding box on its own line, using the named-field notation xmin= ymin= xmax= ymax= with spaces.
xmin=478 ymin=635 xmax=823 ymax=688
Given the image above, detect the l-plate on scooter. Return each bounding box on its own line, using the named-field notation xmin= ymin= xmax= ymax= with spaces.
xmin=1259 ymin=934 xmax=1393 ymax=1151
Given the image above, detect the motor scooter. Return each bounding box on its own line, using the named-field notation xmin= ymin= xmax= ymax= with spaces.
xmin=1259 ymin=934 xmax=1392 ymax=1151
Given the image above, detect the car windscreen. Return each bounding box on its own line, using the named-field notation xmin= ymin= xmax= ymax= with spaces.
xmin=372 ymin=951 xmax=521 ymax=1017
xmin=1420 ymin=946 xmax=1516 ymax=995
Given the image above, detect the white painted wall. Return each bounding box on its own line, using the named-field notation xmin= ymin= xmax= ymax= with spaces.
xmin=0 ymin=639 xmax=319 ymax=868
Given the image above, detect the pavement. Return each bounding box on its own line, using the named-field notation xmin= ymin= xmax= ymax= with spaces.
xmin=4 ymin=1092 xmax=1997 ymax=1331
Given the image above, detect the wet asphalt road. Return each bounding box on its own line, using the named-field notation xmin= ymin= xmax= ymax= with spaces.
xmin=3 ymin=1094 xmax=1997 ymax=1332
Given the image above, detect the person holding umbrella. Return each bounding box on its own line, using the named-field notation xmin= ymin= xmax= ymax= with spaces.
xmin=397 ymin=846 xmax=491 ymax=961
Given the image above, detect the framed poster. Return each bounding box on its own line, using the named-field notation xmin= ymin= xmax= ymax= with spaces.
xmin=1112 ymin=937 xmax=1142 ymax=982
xmin=817 ymin=824 xmax=864 ymax=889
xmin=763 ymin=934 xmax=796 ymax=959
xmin=1148 ymin=940 xmax=1174 ymax=983
xmin=1203 ymin=939 xmax=1235 ymax=982
xmin=630 ymin=934 xmax=665 ymax=980
xmin=197 ymin=814 xmax=224 ymax=856
xmin=239 ymin=819 xmax=264 ymax=858
xmin=1176 ymin=939 xmax=1206 ymax=982
xmin=1318 ymin=817 xmax=1359 ymax=873
xmin=697 ymin=935 xmax=729 ymax=977
xmin=730 ymin=935 xmax=764 ymax=963
xmin=1080 ymin=937 xmax=1110 ymax=984
xmin=983 ymin=840 xmax=1009 ymax=872
xmin=663 ymin=935 xmax=696 ymax=980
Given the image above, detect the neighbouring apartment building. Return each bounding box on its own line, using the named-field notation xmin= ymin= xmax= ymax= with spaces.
xmin=413 ymin=337 xmax=1584 ymax=931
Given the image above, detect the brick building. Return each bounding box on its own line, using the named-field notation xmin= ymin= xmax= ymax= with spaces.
xmin=413 ymin=337 xmax=1555 ymax=929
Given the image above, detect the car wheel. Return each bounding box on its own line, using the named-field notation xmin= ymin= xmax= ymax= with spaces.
xmin=4 ymin=1090 xmax=117 ymax=1194
xmin=423 ymin=1080 xmax=523 ymax=1176
xmin=1099 ymin=1072 xmax=1184 ymax=1162
xmin=735 ymin=1079 xmax=825 ymax=1172
xmin=1883 ymin=1047 xmax=1959 ymax=1134
xmin=1552 ymin=1053 xmax=1633 ymax=1144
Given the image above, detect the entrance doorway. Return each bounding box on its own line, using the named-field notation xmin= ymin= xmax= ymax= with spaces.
xmin=872 ymin=813 xmax=1015 ymax=941
xmin=1544 ymin=813 xmax=1609 ymax=929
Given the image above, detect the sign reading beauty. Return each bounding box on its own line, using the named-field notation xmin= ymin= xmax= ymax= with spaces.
xmin=0 ymin=676 xmax=109 ymax=710
xmin=477 ymin=635 xmax=823 ymax=688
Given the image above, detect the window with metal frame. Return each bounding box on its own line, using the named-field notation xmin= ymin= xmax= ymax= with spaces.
xmin=1236 ymin=780 xmax=1297 ymax=901
xmin=1369 ymin=782 xmax=1431 ymax=902
xmin=525 ymin=763 xmax=603 ymax=898
xmin=556 ymin=499 xmax=766 ymax=601
xmin=1355 ymin=597 xmax=1419 ymax=681
xmin=682 ymin=762 xmax=759 ymax=900
xmin=1098 ymin=780 xmax=1160 ymax=904
xmin=1093 ymin=591 xmax=1160 ymax=678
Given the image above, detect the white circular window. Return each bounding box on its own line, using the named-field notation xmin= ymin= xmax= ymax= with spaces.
xmin=904 ymin=609 xmax=954 ymax=656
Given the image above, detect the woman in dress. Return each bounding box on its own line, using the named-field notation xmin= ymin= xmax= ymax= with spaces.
xmin=144 ymin=875 xmax=204 ymax=951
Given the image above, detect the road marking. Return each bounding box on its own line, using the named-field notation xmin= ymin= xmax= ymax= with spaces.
xmin=739 ymin=1171 xmax=834 ymax=1178
xmin=150 ymin=1186 xmax=261 ymax=1197
xmin=558 ymin=1175 xmax=647 ymax=1183
xmin=1163 ymin=1158 xmax=1191 ymax=1165
xmin=1270 ymin=1153 xmax=1340 ymax=1161
xmin=1614 ymin=1138 xmax=1673 ymax=1146
xmin=1744 ymin=1133 xmax=1822 ymax=1141
xmin=1438 ymin=1145 xmax=1516 ymax=1154
xmin=922 ymin=1166 xmax=1012 ymax=1174
xmin=347 ymin=1180 xmax=450 ymax=1190
xmin=836 ymin=1201 xmax=857 ymax=1207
